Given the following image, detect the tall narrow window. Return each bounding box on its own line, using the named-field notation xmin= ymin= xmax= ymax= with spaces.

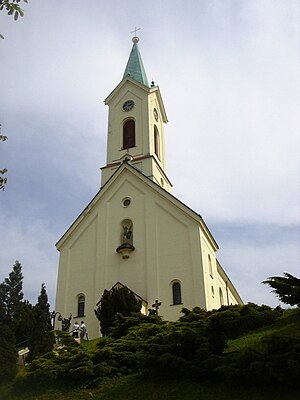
xmin=208 ymin=255 xmax=213 ymax=277
xmin=219 ymin=288 xmax=224 ymax=306
xmin=154 ymin=125 xmax=160 ymax=158
xmin=172 ymin=282 xmax=182 ymax=305
xmin=77 ymin=295 xmax=85 ymax=317
xmin=123 ymin=119 xmax=135 ymax=149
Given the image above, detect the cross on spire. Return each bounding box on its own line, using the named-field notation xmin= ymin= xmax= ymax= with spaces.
xmin=131 ymin=26 xmax=141 ymax=37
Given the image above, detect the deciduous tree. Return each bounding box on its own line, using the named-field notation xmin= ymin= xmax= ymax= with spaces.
xmin=0 ymin=0 xmax=28 ymax=23
xmin=0 ymin=125 xmax=8 ymax=190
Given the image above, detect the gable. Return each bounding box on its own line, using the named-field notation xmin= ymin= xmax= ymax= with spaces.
xmin=109 ymin=281 xmax=147 ymax=304
xmin=56 ymin=162 xmax=218 ymax=252
xmin=104 ymin=77 xmax=150 ymax=105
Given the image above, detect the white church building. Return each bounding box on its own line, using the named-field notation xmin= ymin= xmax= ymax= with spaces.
xmin=55 ymin=36 xmax=243 ymax=339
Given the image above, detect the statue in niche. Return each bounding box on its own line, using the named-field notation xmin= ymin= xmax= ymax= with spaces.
xmin=117 ymin=220 xmax=135 ymax=258
xmin=122 ymin=224 xmax=132 ymax=244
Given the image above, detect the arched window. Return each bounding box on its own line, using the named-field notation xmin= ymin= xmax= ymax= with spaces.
xmin=154 ymin=125 xmax=160 ymax=158
xmin=211 ymin=286 xmax=215 ymax=298
xmin=77 ymin=295 xmax=85 ymax=317
xmin=219 ymin=288 xmax=224 ymax=306
xmin=123 ymin=119 xmax=135 ymax=149
xmin=172 ymin=281 xmax=182 ymax=305
xmin=208 ymin=254 xmax=213 ymax=277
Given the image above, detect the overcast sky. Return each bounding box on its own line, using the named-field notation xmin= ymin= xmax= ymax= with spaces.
xmin=0 ymin=0 xmax=299 ymax=310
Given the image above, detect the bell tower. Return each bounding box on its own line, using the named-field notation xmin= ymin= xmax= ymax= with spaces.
xmin=101 ymin=36 xmax=172 ymax=192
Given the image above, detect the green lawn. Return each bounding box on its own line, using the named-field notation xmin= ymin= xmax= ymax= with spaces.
xmin=1 ymin=374 xmax=299 ymax=400
xmin=226 ymin=308 xmax=300 ymax=353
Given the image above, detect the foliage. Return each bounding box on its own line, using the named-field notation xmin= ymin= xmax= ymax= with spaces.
xmin=179 ymin=306 xmax=207 ymax=325
xmin=0 ymin=0 xmax=27 ymax=22
xmin=0 ymin=261 xmax=26 ymax=382
xmin=19 ymin=331 xmax=94 ymax=385
xmin=218 ymin=331 xmax=300 ymax=386
xmin=0 ymin=261 xmax=34 ymax=348
xmin=94 ymin=286 xmax=142 ymax=336
xmin=138 ymin=322 xmax=211 ymax=378
xmin=15 ymin=300 xmax=34 ymax=347
xmin=27 ymin=284 xmax=54 ymax=362
xmin=0 ymin=126 xmax=8 ymax=189
xmin=9 ymin=304 xmax=300 ymax=392
xmin=0 ymin=290 xmax=17 ymax=383
xmin=0 ymin=321 xmax=17 ymax=383
xmin=3 ymin=374 xmax=300 ymax=400
xmin=206 ymin=303 xmax=282 ymax=354
xmin=2 ymin=260 xmax=23 ymax=322
xmin=109 ymin=312 xmax=163 ymax=339
xmin=263 ymin=272 xmax=300 ymax=307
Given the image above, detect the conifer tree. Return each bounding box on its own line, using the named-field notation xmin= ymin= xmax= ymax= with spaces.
xmin=3 ymin=260 xmax=23 ymax=318
xmin=28 ymin=283 xmax=54 ymax=361
xmin=4 ymin=260 xmax=23 ymax=324
xmin=0 ymin=260 xmax=34 ymax=345
xmin=263 ymin=272 xmax=300 ymax=307
xmin=0 ymin=282 xmax=17 ymax=382
xmin=95 ymin=286 xmax=142 ymax=336
xmin=15 ymin=300 xmax=34 ymax=347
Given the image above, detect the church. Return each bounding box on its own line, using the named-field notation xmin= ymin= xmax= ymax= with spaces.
xmin=55 ymin=35 xmax=243 ymax=339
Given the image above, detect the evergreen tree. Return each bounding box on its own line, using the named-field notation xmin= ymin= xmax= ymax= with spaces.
xmin=0 ymin=322 xmax=17 ymax=383
xmin=0 ymin=281 xmax=9 ymax=324
xmin=95 ymin=286 xmax=142 ymax=336
xmin=0 ymin=260 xmax=34 ymax=346
xmin=3 ymin=260 xmax=24 ymax=323
xmin=0 ymin=281 xmax=17 ymax=383
xmin=15 ymin=300 xmax=34 ymax=347
xmin=28 ymin=283 xmax=54 ymax=362
xmin=263 ymin=272 xmax=300 ymax=307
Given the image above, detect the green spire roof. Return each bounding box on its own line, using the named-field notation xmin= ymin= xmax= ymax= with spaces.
xmin=123 ymin=38 xmax=149 ymax=87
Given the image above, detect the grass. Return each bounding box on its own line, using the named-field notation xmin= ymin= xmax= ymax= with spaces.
xmin=81 ymin=337 xmax=100 ymax=352
xmin=226 ymin=308 xmax=300 ymax=353
xmin=1 ymin=374 xmax=299 ymax=400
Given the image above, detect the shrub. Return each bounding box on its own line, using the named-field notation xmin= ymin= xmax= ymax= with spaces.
xmin=18 ymin=331 xmax=94 ymax=384
xmin=218 ymin=333 xmax=300 ymax=387
xmin=109 ymin=312 xmax=163 ymax=339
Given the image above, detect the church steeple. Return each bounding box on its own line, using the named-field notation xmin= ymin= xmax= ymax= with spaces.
xmin=101 ymin=36 xmax=172 ymax=192
xmin=123 ymin=36 xmax=149 ymax=87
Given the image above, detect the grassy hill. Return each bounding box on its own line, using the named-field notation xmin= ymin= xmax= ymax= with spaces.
xmin=1 ymin=308 xmax=299 ymax=400
xmin=1 ymin=372 xmax=299 ymax=400
xmin=226 ymin=307 xmax=300 ymax=353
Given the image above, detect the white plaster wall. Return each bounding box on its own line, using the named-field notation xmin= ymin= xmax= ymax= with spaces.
xmin=102 ymin=80 xmax=169 ymax=190
xmin=56 ymin=169 xmax=216 ymax=339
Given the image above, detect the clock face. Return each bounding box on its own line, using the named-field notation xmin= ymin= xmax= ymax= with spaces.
xmin=123 ymin=100 xmax=135 ymax=111
xmin=153 ymin=108 xmax=159 ymax=122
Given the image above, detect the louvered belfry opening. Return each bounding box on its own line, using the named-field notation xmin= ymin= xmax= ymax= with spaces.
xmin=123 ymin=119 xmax=135 ymax=149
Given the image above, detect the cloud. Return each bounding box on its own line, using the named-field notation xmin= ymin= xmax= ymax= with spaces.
xmin=0 ymin=215 xmax=58 ymax=306
xmin=213 ymin=223 xmax=300 ymax=306
xmin=0 ymin=0 xmax=299 ymax=309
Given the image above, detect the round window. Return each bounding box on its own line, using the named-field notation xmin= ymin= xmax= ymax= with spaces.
xmin=122 ymin=198 xmax=131 ymax=207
